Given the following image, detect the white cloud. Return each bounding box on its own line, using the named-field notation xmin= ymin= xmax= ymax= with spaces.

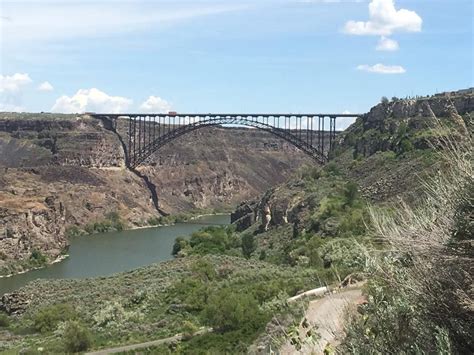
xmin=0 ymin=73 xmax=33 ymax=112
xmin=139 ymin=96 xmax=172 ymax=113
xmin=38 ymin=81 xmax=54 ymax=92
xmin=357 ymin=63 xmax=406 ymax=74
xmin=0 ymin=73 xmax=32 ymax=93
xmin=344 ymin=0 xmax=422 ymax=36
xmin=0 ymin=103 xmax=25 ymax=112
xmin=51 ymin=88 xmax=132 ymax=113
xmin=376 ymin=36 xmax=399 ymax=51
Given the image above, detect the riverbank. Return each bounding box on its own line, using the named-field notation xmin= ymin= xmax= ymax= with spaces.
xmin=0 ymin=214 xmax=230 ymax=296
xmin=132 ymin=212 xmax=231 ymax=229
xmin=0 ymin=255 xmax=70 ymax=280
xmin=0 ymin=210 xmax=231 ymax=279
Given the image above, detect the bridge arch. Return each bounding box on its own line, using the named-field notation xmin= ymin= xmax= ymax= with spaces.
xmin=92 ymin=113 xmax=360 ymax=168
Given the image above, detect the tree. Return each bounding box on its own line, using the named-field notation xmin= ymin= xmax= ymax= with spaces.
xmin=381 ymin=96 xmax=389 ymax=104
xmin=63 ymin=321 xmax=92 ymax=353
xmin=172 ymin=237 xmax=188 ymax=256
xmin=33 ymin=304 xmax=77 ymax=333
xmin=343 ymin=182 xmax=359 ymax=207
xmin=241 ymin=234 xmax=256 ymax=259
xmin=202 ymin=288 xmax=264 ymax=332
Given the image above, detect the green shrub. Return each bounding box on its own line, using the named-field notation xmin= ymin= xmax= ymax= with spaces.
xmin=241 ymin=234 xmax=256 ymax=259
xmin=343 ymin=182 xmax=359 ymax=207
xmin=82 ymin=211 xmax=124 ymax=235
xmin=63 ymin=321 xmax=92 ymax=353
xmin=147 ymin=216 xmax=161 ymax=225
xmin=202 ymin=288 xmax=267 ymax=332
xmin=30 ymin=249 xmax=47 ymax=265
xmin=188 ymin=226 xmax=231 ymax=255
xmin=0 ymin=313 xmax=9 ymax=327
xmin=65 ymin=225 xmax=84 ymax=238
xmin=32 ymin=304 xmax=77 ymax=333
xmin=172 ymin=236 xmax=188 ymax=256
xmin=399 ymin=137 xmax=414 ymax=154
xmin=324 ymin=162 xmax=341 ymax=176
xmin=191 ymin=259 xmax=217 ymax=282
xmin=181 ymin=320 xmax=199 ymax=340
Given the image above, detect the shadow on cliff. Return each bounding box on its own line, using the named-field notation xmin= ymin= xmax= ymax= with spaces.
xmin=96 ymin=116 xmax=169 ymax=216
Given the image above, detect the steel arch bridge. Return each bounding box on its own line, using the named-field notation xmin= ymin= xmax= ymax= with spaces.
xmin=91 ymin=113 xmax=361 ymax=168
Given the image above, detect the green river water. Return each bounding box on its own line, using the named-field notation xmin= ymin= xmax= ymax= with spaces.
xmin=0 ymin=214 xmax=230 ymax=295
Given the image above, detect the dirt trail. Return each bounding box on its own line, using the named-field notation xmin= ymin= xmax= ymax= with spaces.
xmin=280 ymin=287 xmax=363 ymax=354
xmin=86 ymin=329 xmax=210 ymax=355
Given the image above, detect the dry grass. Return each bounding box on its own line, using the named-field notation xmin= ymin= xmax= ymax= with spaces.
xmin=342 ymin=117 xmax=473 ymax=353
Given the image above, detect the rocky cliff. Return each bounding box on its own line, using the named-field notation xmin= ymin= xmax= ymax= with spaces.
xmin=233 ymin=92 xmax=474 ymax=235
xmin=0 ymin=112 xmax=311 ymax=274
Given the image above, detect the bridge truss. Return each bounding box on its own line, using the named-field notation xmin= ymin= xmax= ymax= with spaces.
xmin=91 ymin=113 xmax=360 ymax=168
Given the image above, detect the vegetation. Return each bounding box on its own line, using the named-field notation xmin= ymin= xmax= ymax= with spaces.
xmin=147 ymin=208 xmax=231 ymax=227
xmin=341 ymin=129 xmax=473 ymax=353
xmin=241 ymin=233 xmax=256 ymax=259
xmin=65 ymin=211 xmax=125 ymax=237
xmin=0 ymin=249 xmax=49 ymax=276
xmin=63 ymin=321 xmax=92 ymax=353
xmin=29 ymin=249 xmax=47 ymax=265
xmin=0 ymin=313 xmax=9 ymax=328
xmin=32 ymin=303 xmax=78 ymax=333
xmin=147 ymin=213 xmax=191 ymax=226
xmin=203 ymin=288 xmax=265 ymax=332
xmin=1 ymin=255 xmax=323 ymax=353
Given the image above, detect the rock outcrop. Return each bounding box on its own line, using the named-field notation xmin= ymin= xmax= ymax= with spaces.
xmin=232 ymin=91 xmax=474 ymax=233
xmin=0 ymin=291 xmax=30 ymax=315
xmin=0 ymin=195 xmax=66 ymax=264
xmin=344 ymin=93 xmax=473 ymax=158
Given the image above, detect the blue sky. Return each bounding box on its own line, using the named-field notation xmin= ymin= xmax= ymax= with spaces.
xmin=1 ymin=0 xmax=472 ymax=126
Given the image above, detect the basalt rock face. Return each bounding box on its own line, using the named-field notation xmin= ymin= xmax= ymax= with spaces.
xmin=137 ymin=127 xmax=309 ymax=212
xmin=0 ymin=195 xmax=66 ymax=263
xmin=338 ymin=93 xmax=473 ymax=202
xmin=0 ymin=113 xmax=125 ymax=168
xmin=0 ymin=291 xmax=30 ymax=315
xmin=343 ymin=93 xmax=473 ymax=158
xmin=0 ymin=113 xmax=312 ymax=274
xmin=231 ymin=201 xmax=258 ymax=232
xmin=233 ymin=91 xmax=474 ymax=233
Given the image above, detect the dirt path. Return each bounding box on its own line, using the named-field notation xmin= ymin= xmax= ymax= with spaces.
xmin=86 ymin=329 xmax=210 ymax=355
xmin=280 ymin=287 xmax=363 ymax=355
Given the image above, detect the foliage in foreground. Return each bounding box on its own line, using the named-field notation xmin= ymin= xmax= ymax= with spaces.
xmin=2 ymin=256 xmax=322 ymax=353
xmin=63 ymin=321 xmax=92 ymax=353
xmin=341 ymin=127 xmax=473 ymax=354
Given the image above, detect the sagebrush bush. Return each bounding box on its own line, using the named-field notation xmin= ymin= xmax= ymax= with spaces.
xmin=32 ymin=303 xmax=77 ymax=333
xmin=203 ymin=288 xmax=267 ymax=332
xmin=341 ymin=121 xmax=473 ymax=353
xmin=0 ymin=313 xmax=9 ymax=327
xmin=63 ymin=321 xmax=92 ymax=353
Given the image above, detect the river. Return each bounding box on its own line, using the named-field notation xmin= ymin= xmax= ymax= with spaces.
xmin=0 ymin=214 xmax=230 ymax=296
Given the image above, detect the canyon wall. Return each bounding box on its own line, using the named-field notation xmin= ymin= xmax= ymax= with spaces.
xmin=0 ymin=113 xmax=312 ymax=273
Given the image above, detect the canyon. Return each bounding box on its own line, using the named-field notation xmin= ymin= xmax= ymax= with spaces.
xmin=0 ymin=113 xmax=311 ymax=274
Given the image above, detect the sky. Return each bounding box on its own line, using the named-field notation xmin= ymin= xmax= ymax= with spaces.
xmin=1 ymin=0 xmax=473 ymax=129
